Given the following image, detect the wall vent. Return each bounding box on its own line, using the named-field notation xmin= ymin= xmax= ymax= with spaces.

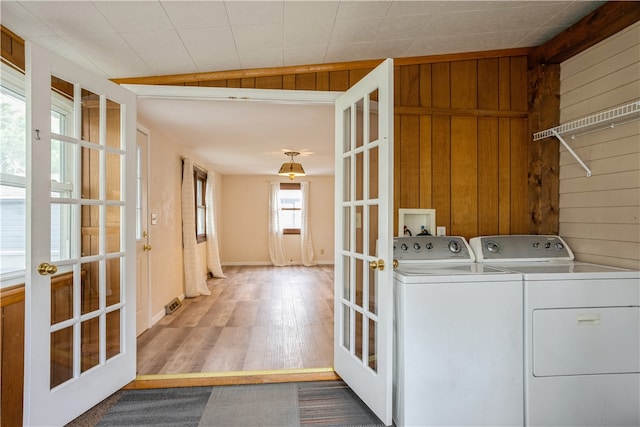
xmin=165 ymin=298 xmax=182 ymax=315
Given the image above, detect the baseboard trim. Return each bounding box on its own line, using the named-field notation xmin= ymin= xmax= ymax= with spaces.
xmin=221 ymin=261 xmax=334 ymax=266
xmin=124 ymin=367 xmax=340 ymax=389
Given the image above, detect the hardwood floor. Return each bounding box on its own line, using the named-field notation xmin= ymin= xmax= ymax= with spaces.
xmin=136 ymin=265 xmax=334 ymax=375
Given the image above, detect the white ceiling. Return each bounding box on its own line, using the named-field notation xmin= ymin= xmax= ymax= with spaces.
xmin=1 ymin=1 xmax=605 ymax=176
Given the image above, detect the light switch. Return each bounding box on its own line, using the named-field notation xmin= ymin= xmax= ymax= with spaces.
xmin=151 ymin=213 xmax=157 ymax=225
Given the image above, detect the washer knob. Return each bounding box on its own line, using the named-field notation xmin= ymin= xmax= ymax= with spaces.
xmin=486 ymin=241 xmax=499 ymax=253
xmin=401 ymin=243 xmax=408 ymax=251
xmin=555 ymin=242 xmax=564 ymax=250
xmin=413 ymin=242 xmax=421 ymax=250
xmin=448 ymin=240 xmax=461 ymax=253
xmin=544 ymin=242 xmax=551 ymax=249
xmin=426 ymin=242 xmax=433 ymax=250
xmin=532 ymin=242 xmax=540 ymax=248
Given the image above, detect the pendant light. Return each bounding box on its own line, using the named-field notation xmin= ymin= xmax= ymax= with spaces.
xmin=278 ymin=151 xmax=306 ymax=180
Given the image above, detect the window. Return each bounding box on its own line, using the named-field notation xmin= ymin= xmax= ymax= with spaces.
xmin=195 ymin=167 xmax=207 ymax=243
xmin=279 ymin=182 xmax=301 ymax=235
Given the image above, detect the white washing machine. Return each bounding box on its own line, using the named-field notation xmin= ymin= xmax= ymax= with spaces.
xmin=393 ymin=236 xmax=524 ymax=427
xmin=470 ymin=235 xmax=640 ymax=427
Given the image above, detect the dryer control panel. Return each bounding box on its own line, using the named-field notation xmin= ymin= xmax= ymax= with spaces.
xmin=470 ymin=235 xmax=574 ymax=262
xmin=393 ymin=236 xmax=474 ymax=262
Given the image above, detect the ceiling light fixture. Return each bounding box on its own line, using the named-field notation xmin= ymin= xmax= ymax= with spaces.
xmin=278 ymin=151 xmax=306 ymax=180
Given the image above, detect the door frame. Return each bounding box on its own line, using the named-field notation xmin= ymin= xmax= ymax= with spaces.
xmin=136 ymin=124 xmax=151 ymax=335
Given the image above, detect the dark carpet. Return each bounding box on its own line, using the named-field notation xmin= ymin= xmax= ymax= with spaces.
xmin=76 ymin=381 xmax=384 ymax=427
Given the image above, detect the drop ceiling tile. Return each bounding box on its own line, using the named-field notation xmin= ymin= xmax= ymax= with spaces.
xmin=238 ymin=47 xmax=283 ymax=69
xmin=178 ymin=27 xmax=241 ymax=72
xmin=284 ymin=20 xmax=333 ymax=48
xmin=120 ymin=30 xmax=197 ymax=75
xmin=376 ymin=14 xmax=428 ymax=41
xmin=336 ymin=1 xmax=391 ymax=19
xmin=161 ymin=1 xmax=229 ymax=29
xmin=284 ymin=45 xmax=328 ymax=66
xmin=61 ymin=32 xmax=153 ymax=78
xmin=367 ymin=39 xmax=412 ymax=59
xmin=20 ymin=1 xmax=115 ymax=35
xmin=95 ymin=1 xmax=173 ymax=33
xmin=515 ymin=27 xmax=565 ymax=47
xmin=387 ymin=1 xmax=440 ymax=16
xmin=404 ymin=35 xmax=456 ymax=57
xmin=435 ymin=1 xmax=536 ymax=14
xmin=0 ymin=1 xmax=55 ymax=37
xmin=419 ymin=13 xmax=468 ymax=37
xmin=325 ymin=41 xmax=372 ymax=63
xmin=233 ymin=23 xmax=284 ymax=51
xmin=331 ymin=17 xmax=383 ymax=43
xmin=284 ymin=1 xmax=339 ymax=23
xmin=225 ymin=1 xmax=283 ymax=26
xmin=542 ymin=1 xmax=605 ymax=28
xmin=29 ymin=35 xmax=108 ymax=76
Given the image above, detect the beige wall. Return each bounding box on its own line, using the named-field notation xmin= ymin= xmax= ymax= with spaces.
xmin=142 ymin=122 xmax=222 ymax=321
xmin=558 ymin=21 xmax=640 ymax=269
xmin=220 ymin=175 xmax=334 ymax=265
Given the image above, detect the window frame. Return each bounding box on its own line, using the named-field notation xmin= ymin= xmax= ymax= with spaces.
xmin=194 ymin=167 xmax=207 ymax=243
xmin=280 ymin=182 xmax=301 ymax=235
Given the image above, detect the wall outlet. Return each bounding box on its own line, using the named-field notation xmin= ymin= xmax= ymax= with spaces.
xmin=436 ymin=226 xmax=446 ymax=236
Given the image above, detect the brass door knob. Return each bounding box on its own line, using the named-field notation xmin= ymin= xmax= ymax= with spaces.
xmin=37 ymin=262 xmax=58 ymax=276
xmin=393 ymin=259 xmax=399 ymax=269
xmin=143 ymin=244 xmax=152 ymax=251
xmin=369 ymin=259 xmax=385 ymax=271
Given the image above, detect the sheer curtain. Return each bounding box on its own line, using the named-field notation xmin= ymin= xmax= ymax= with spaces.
xmin=205 ymin=173 xmax=225 ymax=278
xmin=181 ymin=158 xmax=210 ymax=297
xmin=268 ymin=181 xmax=287 ymax=266
xmin=300 ymin=181 xmax=315 ymax=266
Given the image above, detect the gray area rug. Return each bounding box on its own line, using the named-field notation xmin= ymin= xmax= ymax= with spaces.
xmin=92 ymin=381 xmax=384 ymax=427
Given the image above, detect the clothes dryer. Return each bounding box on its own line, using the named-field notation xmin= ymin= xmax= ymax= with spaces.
xmin=471 ymin=235 xmax=640 ymax=427
xmin=393 ymin=236 xmax=524 ymax=427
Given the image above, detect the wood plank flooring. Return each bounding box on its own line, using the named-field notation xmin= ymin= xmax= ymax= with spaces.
xmin=136 ymin=265 xmax=334 ymax=375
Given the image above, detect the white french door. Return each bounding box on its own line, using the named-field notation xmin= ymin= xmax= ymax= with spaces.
xmin=24 ymin=42 xmax=137 ymax=426
xmin=334 ymin=58 xmax=394 ymax=426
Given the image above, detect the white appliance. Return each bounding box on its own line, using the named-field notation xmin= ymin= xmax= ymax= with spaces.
xmin=393 ymin=236 xmax=524 ymax=427
xmin=471 ymin=235 xmax=640 ymax=427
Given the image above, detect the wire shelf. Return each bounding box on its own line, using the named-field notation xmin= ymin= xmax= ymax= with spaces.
xmin=533 ymin=100 xmax=640 ymax=141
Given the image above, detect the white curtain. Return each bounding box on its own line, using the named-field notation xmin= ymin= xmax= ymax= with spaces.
xmin=300 ymin=181 xmax=316 ymax=266
xmin=181 ymin=158 xmax=210 ymax=297
xmin=205 ymin=173 xmax=225 ymax=278
xmin=268 ymin=181 xmax=287 ymax=266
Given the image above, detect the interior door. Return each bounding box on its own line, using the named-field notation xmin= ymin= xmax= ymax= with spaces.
xmin=334 ymin=58 xmax=394 ymax=425
xmin=136 ymin=127 xmax=150 ymax=336
xmin=24 ymin=42 xmax=137 ymax=426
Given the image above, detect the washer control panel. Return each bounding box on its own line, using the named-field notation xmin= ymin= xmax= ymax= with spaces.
xmin=393 ymin=236 xmax=474 ymax=262
xmin=470 ymin=235 xmax=574 ymax=261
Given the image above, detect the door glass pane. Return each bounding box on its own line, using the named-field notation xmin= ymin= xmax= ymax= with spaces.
xmin=343 ymin=157 xmax=351 ymax=202
xmin=81 ymin=261 xmax=100 ymax=315
xmin=106 ymin=205 xmax=121 ymax=253
xmin=342 ymin=107 xmax=351 ymax=153
xmin=369 ymin=146 xmax=379 ymax=200
xmin=342 ymin=255 xmax=350 ymax=300
xmin=368 ymin=268 xmax=377 ymax=315
xmin=106 ymin=309 xmax=121 ymax=360
xmin=106 ymin=99 xmax=121 ymax=149
xmin=355 ymin=151 xmax=363 ymax=201
xmin=82 ymin=146 xmax=100 ymax=200
xmin=51 ymin=76 xmax=74 ymax=137
xmin=342 ymin=304 xmax=350 ymax=350
xmin=81 ymin=205 xmax=100 ymax=257
xmin=342 ymin=207 xmax=350 ymax=251
xmin=355 ymin=205 xmax=363 ymax=254
xmin=355 ymin=310 xmax=363 ymax=361
xmin=106 ymin=152 xmax=121 ymax=201
xmin=368 ymin=205 xmax=378 ymax=257
xmin=51 ymin=202 xmax=72 ymax=262
xmin=51 ymin=139 xmax=75 ymax=198
xmin=106 ymin=257 xmax=121 ymax=307
xmin=355 ymin=98 xmax=364 ymax=148
xmin=51 ymin=270 xmax=74 ymax=325
xmin=355 ymin=258 xmax=363 ymax=308
xmin=81 ymin=317 xmax=99 ymax=373
xmin=368 ymin=318 xmax=377 ymax=372
xmin=369 ymin=90 xmax=379 ymax=143
xmin=51 ymin=326 xmax=73 ymax=388
xmin=81 ymin=89 xmax=100 ymax=144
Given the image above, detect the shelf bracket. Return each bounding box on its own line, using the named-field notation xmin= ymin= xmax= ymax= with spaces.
xmin=550 ymin=129 xmax=592 ymax=177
